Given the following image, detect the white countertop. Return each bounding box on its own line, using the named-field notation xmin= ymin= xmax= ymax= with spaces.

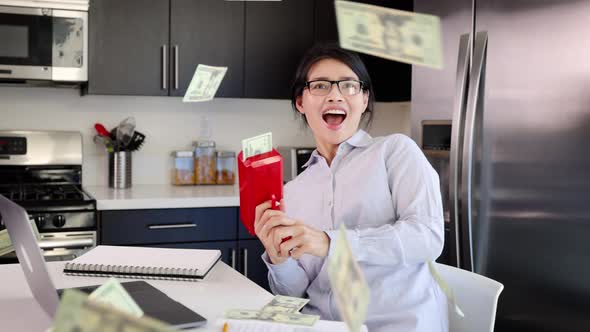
xmin=86 ymin=184 xmax=240 ymax=210
xmin=0 ymin=261 xmax=272 ymax=332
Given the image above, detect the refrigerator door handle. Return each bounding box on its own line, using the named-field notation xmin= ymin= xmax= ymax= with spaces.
xmin=461 ymin=31 xmax=488 ymax=272
xmin=449 ymin=33 xmax=471 ymax=268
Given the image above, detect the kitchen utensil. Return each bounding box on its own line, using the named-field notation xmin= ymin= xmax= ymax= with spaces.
xmin=93 ymin=134 xmax=114 ymax=153
xmin=94 ymin=123 xmax=111 ymax=137
xmin=126 ymin=131 xmax=146 ymax=151
xmin=116 ymin=117 xmax=136 ymax=150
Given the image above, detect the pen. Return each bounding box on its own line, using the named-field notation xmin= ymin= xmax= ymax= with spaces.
xmin=222 ymin=322 xmax=228 ymax=332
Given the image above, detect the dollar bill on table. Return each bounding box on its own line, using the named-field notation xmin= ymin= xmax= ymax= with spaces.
xmin=335 ymin=0 xmax=443 ymax=69
xmin=241 ymin=132 xmax=273 ymax=160
xmin=261 ymin=295 xmax=310 ymax=313
xmin=327 ymin=224 xmax=370 ymax=332
xmin=182 ymin=64 xmax=228 ymax=102
xmin=225 ymin=309 xmax=319 ymax=327
xmin=0 ymin=218 xmax=41 ymax=257
xmin=54 ymin=289 xmax=174 ymax=332
xmin=88 ymin=278 xmax=144 ymax=317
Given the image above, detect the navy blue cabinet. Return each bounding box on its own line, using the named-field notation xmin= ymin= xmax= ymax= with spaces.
xmin=99 ymin=207 xmax=270 ymax=291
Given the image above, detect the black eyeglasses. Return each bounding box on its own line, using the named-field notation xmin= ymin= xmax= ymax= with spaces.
xmin=305 ymin=79 xmax=364 ymax=96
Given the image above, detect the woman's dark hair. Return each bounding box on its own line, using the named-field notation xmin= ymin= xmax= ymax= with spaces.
xmin=290 ymin=43 xmax=375 ymax=128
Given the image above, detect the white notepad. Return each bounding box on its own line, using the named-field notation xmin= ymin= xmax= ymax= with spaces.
xmin=63 ymin=245 xmax=222 ymax=281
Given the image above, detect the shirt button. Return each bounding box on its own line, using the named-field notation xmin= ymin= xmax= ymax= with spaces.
xmin=328 ymin=200 xmax=333 ymax=206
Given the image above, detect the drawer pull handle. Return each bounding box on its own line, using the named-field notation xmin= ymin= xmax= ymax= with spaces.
xmin=147 ymin=223 xmax=196 ymax=230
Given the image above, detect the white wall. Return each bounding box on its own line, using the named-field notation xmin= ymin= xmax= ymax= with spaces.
xmin=0 ymin=86 xmax=410 ymax=185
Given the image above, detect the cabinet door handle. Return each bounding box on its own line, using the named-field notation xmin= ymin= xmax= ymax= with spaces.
xmin=147 ymin=223 xmax=196 ymax=230
xmin=161 ymin=45 xmax=167 ymax=90
xmin=231 ymin=249 xmax=236 ymax=270
xmin=243 ymin=248 xmax=248 ymax=278
xmin=173 ymin=45 xmax=179 ymax=90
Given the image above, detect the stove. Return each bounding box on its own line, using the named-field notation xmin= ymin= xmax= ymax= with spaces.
xmin=0 ymin=131 xmax=97 ymax=262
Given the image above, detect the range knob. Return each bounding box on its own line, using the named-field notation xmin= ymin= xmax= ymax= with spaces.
xmin=34 ymin=215 xmax=46 ymax=227
xmin=52 ymin=215 xmax=66 ymax=228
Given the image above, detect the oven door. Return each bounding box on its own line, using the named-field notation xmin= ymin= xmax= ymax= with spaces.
xmin=0 ymin=6 xmax=53 ymax=80
xmin=38 ymin=230 xmax=96 ymax=261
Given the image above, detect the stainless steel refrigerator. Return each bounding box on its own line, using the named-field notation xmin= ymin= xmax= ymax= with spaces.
xmin=412 ymin=0 xmax=590 ymax=331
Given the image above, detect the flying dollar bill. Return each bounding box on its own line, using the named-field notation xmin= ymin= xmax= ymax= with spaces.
xmin=183 ymin=64 xmax=228 ymax=102
xmin=0 ymin=219 xmax=41 ymax=257
xmin=335 ymin=0 xmax=443 ymax=69
xmin=0 ymin=228 xmax=12 ymax=257
xmin=88 ymin=278 xmax=144 ymax=317
xmin=241 ymin=132 xmax=272 ymax=160
xmin=261 ymin=295 xmax=310 ymax=313
xmin=327 ymin=225 xmax=370 ymax=332
xmin=53 ymin=289 xmax=174 ymax=332
xmin=225 ymin=309 xmax=319 ymax=326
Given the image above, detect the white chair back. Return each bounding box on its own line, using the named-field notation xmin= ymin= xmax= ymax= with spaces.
xmin=434 ymin=262 xmax=504 ymax=332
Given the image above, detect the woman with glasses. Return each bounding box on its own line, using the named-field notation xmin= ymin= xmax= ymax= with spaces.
xmin=254 ymin=43 xmax=448 ymax=332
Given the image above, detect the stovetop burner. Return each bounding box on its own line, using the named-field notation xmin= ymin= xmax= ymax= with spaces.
xmin=0 ymin=184 xmax=91 ymax=203
xmin=22 ymin=184 xmax=85 ymax=202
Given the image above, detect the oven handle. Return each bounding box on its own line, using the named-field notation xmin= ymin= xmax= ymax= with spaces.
xmin=38 ymin=237 xmax=94 ymax=249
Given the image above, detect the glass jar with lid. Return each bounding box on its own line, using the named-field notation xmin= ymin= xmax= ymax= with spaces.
xmin=194 ymin=140 xmax=216 ymax=184
xmin=216 ymin=151 xmax=236 ymax=185
xmin=171 ymin=150 xmax=194 ymax=185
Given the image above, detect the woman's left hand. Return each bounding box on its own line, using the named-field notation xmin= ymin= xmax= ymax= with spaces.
xmin=266 ymin=212 xmax=331 ymax=259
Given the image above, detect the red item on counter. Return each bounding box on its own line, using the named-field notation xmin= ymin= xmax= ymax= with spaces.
xmin=237 ymin=149 xmax=283 ymax=236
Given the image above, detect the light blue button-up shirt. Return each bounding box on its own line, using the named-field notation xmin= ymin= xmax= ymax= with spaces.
xmin=262 ymin=130 xmax=449 ymax=332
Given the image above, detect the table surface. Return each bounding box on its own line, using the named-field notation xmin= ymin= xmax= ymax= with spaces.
xmin=0 ymin=261 xmax=273 ymax=332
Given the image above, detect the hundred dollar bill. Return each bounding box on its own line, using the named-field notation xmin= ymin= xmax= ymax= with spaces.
xmin=335 ymin=0 xmax=443 ymax=69
xmin=225 ymin=309 xmax=319 ymax=326
xmin=89 ymin=278 xmax=144 ymax=317
xmin=53 ymin=289 xmax=173 ymax=332
xmin=183 ymin=64 xmax=228 ymax=102
xmin=241 ymin=132 xmax=272 ymax=160
xmin=0 ymin=219 xmax=41 ymax=257
xmin=261 ymin=295 xmax=309 ymax=313
xmin=327 ymin=225 xmax=370 ymax=332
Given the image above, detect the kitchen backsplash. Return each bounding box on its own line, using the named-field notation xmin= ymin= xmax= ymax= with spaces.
xmin=0 ymin=86 xmax=411 ymax=185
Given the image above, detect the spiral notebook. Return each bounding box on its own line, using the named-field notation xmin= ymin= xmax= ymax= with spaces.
xmin=63 ymin=245 xmax=222 ymax=281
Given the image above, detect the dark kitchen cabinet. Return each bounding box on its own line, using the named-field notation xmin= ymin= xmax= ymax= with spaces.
xmin=244 ymin=0 xmax=315 ymax=99
xmin=99 ymin=207 xmax=270 ymax=290
xmin=314 ymin=0 xmax=413 ymax=102
xmin=238 ymin=239 xmax=270 ymax=292
xmin=87 ymin=0 xmax=245 ymax=97
xmin=237 ymin=218 xmax=269 ymax=291
xmin=169 ymin=0 xmax=244 ymax=97
xmin=87 ymin=0 xmax=169 ymax=95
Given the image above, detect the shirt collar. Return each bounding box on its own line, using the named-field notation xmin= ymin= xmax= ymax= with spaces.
xmin=301 ymin=130 xmax=373 ymax=168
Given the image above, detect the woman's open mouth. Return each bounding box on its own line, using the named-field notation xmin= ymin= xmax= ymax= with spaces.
xmin=322 ymin=109 xmax=347 ymax=129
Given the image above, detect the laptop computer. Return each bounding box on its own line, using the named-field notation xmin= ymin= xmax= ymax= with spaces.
xmin=0 ymin=194 xmax=206 ymax=329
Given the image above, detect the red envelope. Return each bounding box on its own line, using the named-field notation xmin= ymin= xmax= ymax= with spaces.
xmin=237 ymin=149 xmax=284 ymax=235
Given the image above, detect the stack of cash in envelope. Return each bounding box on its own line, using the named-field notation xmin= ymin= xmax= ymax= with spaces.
xmin=241 ymin=132 xmax=273 ymax=160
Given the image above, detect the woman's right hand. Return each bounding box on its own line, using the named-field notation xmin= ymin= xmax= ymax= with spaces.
xmin=254 ymin=200 xmax=295 ymax=265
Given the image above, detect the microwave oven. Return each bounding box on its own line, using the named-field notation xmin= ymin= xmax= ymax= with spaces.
xmin=277 ymin=146 xmax=315 ymax=182
xmin=0 ymin=2 xmax=88 ymax=82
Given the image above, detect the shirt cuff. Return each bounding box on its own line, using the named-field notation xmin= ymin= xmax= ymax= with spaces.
xmin=261 ymin=252 xmax=301 ymax=279
xmin=324 ymin=229 xmax=360 ymax=260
